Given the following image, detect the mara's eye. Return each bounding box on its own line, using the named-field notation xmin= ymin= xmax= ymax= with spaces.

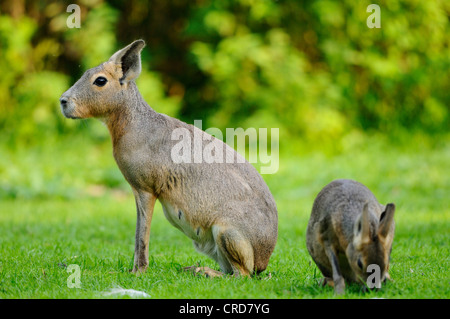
xmin=93 ymin=76 xmax=107 ymax=87
xmin=357 ymin=258 xmax=363 ymax=270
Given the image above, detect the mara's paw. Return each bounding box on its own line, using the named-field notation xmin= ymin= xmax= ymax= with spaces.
xmin=183 ymin=265 xmax=223 ymax=278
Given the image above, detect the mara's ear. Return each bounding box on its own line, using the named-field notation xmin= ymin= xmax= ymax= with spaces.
xmin=109 ymin=39 xmax=146 ymax=84
xmin=354 ymin=202 xmax=371 ymax=246
xmin=378 ymin=203 xmax=395 ymax=238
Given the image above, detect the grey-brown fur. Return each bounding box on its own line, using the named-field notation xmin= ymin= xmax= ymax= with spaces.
xmin=306 ymin=179 xmax=395 ymax=294
xmin=60 ymin=40 xmax=278 ymax=276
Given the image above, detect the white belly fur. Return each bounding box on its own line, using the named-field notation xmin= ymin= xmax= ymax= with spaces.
xmin=159 ymin=199 xmax=196 ymax=239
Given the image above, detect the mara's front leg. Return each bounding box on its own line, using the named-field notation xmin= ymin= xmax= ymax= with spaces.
xmin=324 ymin=244 xmax=345 ymax=295
xmin=132 ymin=189 xmax=156 ymax=274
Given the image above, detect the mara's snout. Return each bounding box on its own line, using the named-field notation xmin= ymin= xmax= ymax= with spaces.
xmin=59 ymin=95 xmax=80 ymax=119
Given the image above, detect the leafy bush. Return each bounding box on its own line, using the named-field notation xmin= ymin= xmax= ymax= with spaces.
xmin=0 ymin=0 xmax=448 ymax=148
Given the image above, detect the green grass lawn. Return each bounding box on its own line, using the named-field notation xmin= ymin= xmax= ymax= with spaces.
xmin=0 ymin=133 xmax=449 ymax=299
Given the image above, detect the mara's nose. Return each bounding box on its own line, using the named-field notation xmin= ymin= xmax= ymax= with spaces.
xmin=60 ymin=97 xmax=68 ymax=108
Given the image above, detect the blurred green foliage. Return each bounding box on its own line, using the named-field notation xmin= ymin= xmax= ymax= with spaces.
xmin=0 ymin=0 xmax=448 ymax=147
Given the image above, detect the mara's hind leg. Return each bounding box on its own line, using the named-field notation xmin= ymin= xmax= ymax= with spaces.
xmin=214 ymin=226 xmax=254 ymax=276
xmin=184 ymin=225 xmax=254 ymax=278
